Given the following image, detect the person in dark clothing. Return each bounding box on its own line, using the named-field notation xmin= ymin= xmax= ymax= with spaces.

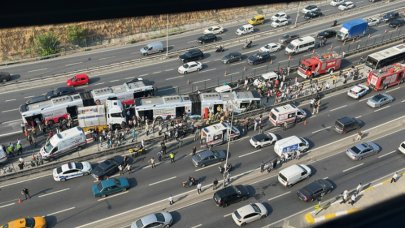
xmin=192 ymin=146 xmax=197 ymax=155
xmin=213 ymin=179 xmax=219 ymax=190
xmin=21 ymin=188 xmax=31 ymax=200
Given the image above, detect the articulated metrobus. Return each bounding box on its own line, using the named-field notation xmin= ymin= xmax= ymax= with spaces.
xmin=364 ymin=44 xmax=405 ymax=70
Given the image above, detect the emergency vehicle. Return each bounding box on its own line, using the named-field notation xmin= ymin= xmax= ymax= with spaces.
xmin=297 ymin=52 xmax=342 ymax=78
xmin=366 ymin=63 xmax=405 ymax=91
xmin=269 ymin=104 xmax=307 ymax=126
xmin=200 ymin=122 xmax=240 ymax=146
xmin=135 ymin=95 xmax=192 ymax=121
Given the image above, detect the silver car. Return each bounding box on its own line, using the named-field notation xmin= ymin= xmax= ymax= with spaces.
xmin=367 ymin=93 xmax=394 ymax=108
xmin=131 ymin=212 xmax=173 ymax=228
xmin=346 ymin=142 xmax=380 ymax=160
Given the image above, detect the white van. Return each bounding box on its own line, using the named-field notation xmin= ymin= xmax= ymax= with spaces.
xmin=253 ymin=72 xmax=279 ymax=87
xmin=140 ymin=41 xmax=164 ymax=56
xmin=200 ymin=122 xmax=240 ymax=146
xmin=40 ymin=127 xmax=87 ymax=160
xmin=278 ymin=164 xmax=311 ymax=187
xmin=236 ymin=24 xmax=254 ymax=36
xmin=0 ymin=146 xmax=7 ymax=164
xmin=269 ymin=104 xmax=306 ymax=126
xmin=285 ymin=36 xmax=315 ymax=55
xmin=398 ymin=141 xmax=405 ymax=154
xmin=274 ymin=135 xmax=309 ymax=158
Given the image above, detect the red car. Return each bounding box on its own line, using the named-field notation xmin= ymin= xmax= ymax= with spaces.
xmin=67 ymin=73 xmax=89 ymax=87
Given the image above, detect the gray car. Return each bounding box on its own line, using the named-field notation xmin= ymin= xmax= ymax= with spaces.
xmin=346 ymin=142 xmax=381 ymax=160
xmin=131 ymin=212 xmax=173 ymax=228
xmin=367 ymin=93 xmax=394 ymax=108
xmin=192 ymin=150 xmax=227 ymax=167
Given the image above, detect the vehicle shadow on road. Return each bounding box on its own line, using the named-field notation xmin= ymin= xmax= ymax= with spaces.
xmin=44 ymin=215 xmax=57 ymax=227
xmin=31 ymin=187 xmax=53 ymax=198
xmin=88 ymin=76 xmax=101 ymax=84
xmin=169 ymin=211 xmax=182 ymax=226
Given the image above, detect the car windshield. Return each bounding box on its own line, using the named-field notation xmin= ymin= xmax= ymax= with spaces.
xmin=286 ymin=43 xmax=295 ymax=50
xmin=75 ymin=162 xmax=83 ymax=170
xmin=25 ymin=218 xmax=35 ymax=227
xmin=135 ymin=219 xmax=143 ymax=227
xmin=238 ymin=26 xmax=244 ymax=31
xmin=43 ymin=141 xmax=54 ymax=153
xmin=155 ymin=213 xmax=165 ymax=222
xmin=56 ymin=167 xmax=62 ymax=174
xmin=234 ymin=210 xmax=242 ymax=219
xmin=99 ymin=161 xmax=112 ymax=169
xmin=183 ymin=63 xmax=190 ymax=68
xmin=251 ymin=204 xmax=261 ymax=213
xmin=351 ymin=146 xmax=361 ymax=154
xmin=371 ymin=94 xmax=384 ymax=101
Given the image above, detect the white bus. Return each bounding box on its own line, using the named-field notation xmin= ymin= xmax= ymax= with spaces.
xmin=365 ymin=44 xmax=405 ymax=70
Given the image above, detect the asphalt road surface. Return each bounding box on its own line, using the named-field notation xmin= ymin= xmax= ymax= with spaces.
xmin=0 ymin=82 xmax=404 ymax=227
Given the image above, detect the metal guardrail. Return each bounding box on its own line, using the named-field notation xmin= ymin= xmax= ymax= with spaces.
xmin=0 ymin=0 xmax=391 ymax=87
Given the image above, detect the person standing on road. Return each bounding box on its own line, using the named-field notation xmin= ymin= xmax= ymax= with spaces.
xmin=169 ymin=152 xmax=175 ymax=163
xmin=349 ymin=193 xmax=357 ymax=206
xmin=168 ymin=195 xmax=174 ymax=205
xmin=21 ymin=188 xmax=31 ymax=200
xmin=254 ymin=119 xmax=258 ymax=132
xmin=150 ymin=157 xmax=156 ymax=168
xmin=192 ymin=146 xmax=197 ymax=156
xmin=341 ymin=190 xmax=349 ymax=204
xmin=356 ymin=183 xmax=362 ymax=195
xmin=260 ymin=161 xmax=265 ymax=173
xmin=213 ymin=179 xmax=219 ymax=190
xmin=391 ymin=172 xmax=399 ymax=183
xmin=197 ymin=182 xmax=202 ymax=194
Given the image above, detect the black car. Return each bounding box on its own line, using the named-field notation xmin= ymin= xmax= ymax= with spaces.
xmin=197 ymin=34 xmax=218 ymax=44
xmin=222 ymin=52 xmax=242 ymax=64
xmin=179 ymin=48 xmax=204 ymax=63
xmin=389 ymin=19 xmax=405 ymax=28
xmin=304 ymin=11 xmax=323 ymax=19
xmin=191 ymin=150 xmax=227 ymax=167
xmin=382 ymin=12 xmax=399 ymax=22
xmin=247 ymin=52 xmax=271 ymax=65
xmin=317 ymin=30 xmax=336 ymax=39
xmin=296 ymin=179 xmax=334 ymax=202
xmin=91 ymin=155 xmax=124 ymax=180
xmin=334 ymin=116 xmax=360 ymax=134
xmin=25 ymin=95 xmax=48 ymax=104
xmin=279 ymin=34 xmax=300 ymax=45
xmin=46 ymin=87 xmax=76 ymax=99
xmin=0 ymin=72 xmax=12 ymax=82
xmin=213 ymin=185 xmax=249 ymax=207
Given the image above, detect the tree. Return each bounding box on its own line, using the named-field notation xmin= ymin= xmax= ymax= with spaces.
xmin=33 ymin=32 xmax=60 ymax=56
xmin=67 ymin=25 xmax=87 ymax=46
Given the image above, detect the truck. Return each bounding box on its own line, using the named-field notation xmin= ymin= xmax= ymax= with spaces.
xmin=77 ymin=99 xmax=126 ymax=132
xmin=366 ymin=63 xmax=405 ymax=91
xmin=336 ymin=18 xmax=368 ymax=41
xmin=274 ymin=136 xmax=309 ymax=158
xmin=297 ymin=52 xmax=342 ymax=78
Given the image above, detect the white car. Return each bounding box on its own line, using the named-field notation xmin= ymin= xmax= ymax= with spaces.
xmin=271 ymin=18 xmax=289 ymax=27
xmin=178 ymin=61 xmax=203 ymax=74
xmin=259 ymin=43 xmax=282 ymax=53
xmin=367 ymin=17 xmax=381 ymax=26
xmin=253 ymin=72 xmax=279 ymax=87
xmin=302 ymin=5 xmax=320 ymax=14
xmin=236 ymin=24 xmax=254 ymax=36
xmin=204 ymin=25 xmax=224 ymax=35
xmin=272 ymin=12 xmax=287 ymax=21
xmin=347 ymin=84 xmax=370 ymax=99
xmin=232 ymin=203 xmax=268 ymax=226
xmin=338 ymin=1 xmax=355 ymax=10
xmin=249 ymin=131 xmax=278 ymax=148
xmin=53 ymin=162 xmax=92 ymax=181
xmin=330 ymin=0 xmax=345 ymax=6
xmin=215 ymin=84 xmax=233 ymax=93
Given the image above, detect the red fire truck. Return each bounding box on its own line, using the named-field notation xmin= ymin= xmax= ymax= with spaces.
xmin=297 ymin=52 xmax=342 ymax=79
xmin=367 ymin=63 xmax=405 ymax=91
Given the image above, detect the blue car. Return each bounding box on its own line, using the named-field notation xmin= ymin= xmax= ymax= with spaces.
xmin=92 ymin=177 xmax=130 ymax=197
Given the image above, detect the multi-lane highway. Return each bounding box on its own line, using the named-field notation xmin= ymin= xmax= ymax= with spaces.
xmin=0 ymin=0 xmax=404 ymax=138
xmin=1 ymin=80 xmax=404 ymax=227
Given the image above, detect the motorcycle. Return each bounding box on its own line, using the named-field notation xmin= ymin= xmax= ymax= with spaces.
xmin=215 ymin=45 xmax=225 ymax=52
xmin=242 ymin=41 xmax=253 ymax=49
xmin=182 ymin=177 xmax=198 ymax=188
xmin=219 ymin=163 xmax=233 ymax=174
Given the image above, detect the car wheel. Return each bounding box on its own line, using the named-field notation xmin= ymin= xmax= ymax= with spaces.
xmin=184 ymin=71 xmax=188 ymax=74
xmin=2 ymin=79 xmax=6 ymax=83
xmin=261 ymin=214 xmax=267 ymax=218
xmin=201 ymin=164 xmax=206 ymax=167
xmin=164 ymin=225 xmax=170 ymax=228
xmin=102 ymin=194 xmax=107 ymax=198
xmin=241 ymin=222 xmax=246 ymax=226
xmin=124 ymin=188 xmax=128 ymax=191
xmin=223 ymin=202 xmax=228 ymax=207
xmin=242 ymin=196 xmax=248 ymax=200
xmin=77 ymin=146 xmax=83 ymax=151
xmin=61 ymin=178 xmax=66 ymax=182
xmin=197 ymin=68 xmax=201 ymax=71
xmin=85 ymin=172 xmax=90 ymax=176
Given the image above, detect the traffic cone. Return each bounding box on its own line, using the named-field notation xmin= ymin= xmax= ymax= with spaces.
xmin=17 ymin=198 xmax=23 ymax=203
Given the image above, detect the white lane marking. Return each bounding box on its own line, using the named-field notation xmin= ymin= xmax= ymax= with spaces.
xmin=387 ymin=87 xmax=400 ymax=92
xmin=5 ymin=99 xmax=16 ymax=102
xmin=27 ymin=68 xmax=47 ymax=73
xmin=38 ymin=188 xmax=70 ymax=198
xmin=148 ymin=176 xmax=177 ymax=186
xmin=187 ymin=40 xmax=196 ymax=43
xmin=139 ymin=73 xmax=149 ymax=77
xmin=238 ymin=149 xmax=262 ymax=158
xmin=24 ymin=95 xmax=35 ymax=98
xmin=152 ymin=71 xmax=162 ymax=74
xmin=94 ymin=82 xmax=105 ymax=85
xmin=329 ymin=105 xmax=347 ymax=112
xmin=378 ymin=150 xmax=397 ymax=158
xmin=0 ymin=131 xmax=22 ymax=137
xmin=47 ymin=207 xmax=76 ymax=216
xmin=97 ymin=191 xmax=129 ymax=201
xmin=359 ymin=97 xmax=369 ymax=102
xmin=65 ymin=62 xmax=82 ymax=67
xmin=0 ymin=203 xmax=15 ymax=208
xmin=195 ymin=163 xmax=219 ymax=172
xmin=2 ymin=108 xmax=18 ymax=113
xmin=401 ymin=99 xmax=405 ymax=103
xmin=355 ymin=115 xmax=363 ymax=119
xmin=268 ymin=191 xmax=291 ymax=201
xmin=225 ymin=72 xmax=240 ymax=76
xmin=109 ymin=80 xmax=120 ymax=83
xmin=98 ymin=56 xmax=115 ymax=60
xmin=124 ymin=77 xmax=133 ymax=79
xmin=374 ymin=105 xmax=390 ymax=112
xmin=1 ymin=119 xmax=21 ymax=124
xmin=342 ymin=163 xmax=364 ymax=173
xmin=200 ymin=68 xmax=216 ymax=73
xmin=231 ymin=61 xmax=245 ymax=66
xmin=159 ymin=87 xmax=177 ymax=92
xmin=312 ymin=126 xmax=331 ymax=134
xmin=166 ymin=76 xmax=184 ymax=80
xmin=192 ymin=79 xmax=211 ymax=84
xmin=165 ymin=69 xmax=174 ymax=71
xmin=224 ymin=213 xmax=232 ymax=217
xmin=278 ymin=59 xmax=290 ymax=63
xmin=253 ymin=65 xmax=267 ymax=70
xmin=323 ymin=177 xmax=329 ymax=179
xmin=191 ymin=224 xmax=202 ymax=228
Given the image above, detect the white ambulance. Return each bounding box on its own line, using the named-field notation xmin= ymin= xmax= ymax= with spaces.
xmin=40 ymin=127 xmax=87 ymax=160
xmin=200 ymin=122 xmax=240 ymax=146
xmin=269 ymin=104 xmax=307 ymax=126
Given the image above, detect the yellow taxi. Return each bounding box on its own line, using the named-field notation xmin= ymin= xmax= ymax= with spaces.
xmin=1 ymin=217 xmax=46 ymax=228
xmin=248 ymin=15 xmax=265 ymax=25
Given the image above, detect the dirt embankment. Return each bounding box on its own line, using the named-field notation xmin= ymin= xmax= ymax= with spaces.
xmin=0 ymin=3 xmax=292 ymax=62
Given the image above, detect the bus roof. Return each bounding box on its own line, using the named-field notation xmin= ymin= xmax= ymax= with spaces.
xmin=136 ymin=95 xmax=191 ymax=109
xmin=24 ymin=94 xmax=82 ymax=112
xmin=368 ymin=44 xmax=405 ymax=61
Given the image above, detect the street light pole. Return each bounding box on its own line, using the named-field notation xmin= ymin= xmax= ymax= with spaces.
xmin=294 ymin=1 xmax=301 ymax=28
xmin=223 ymin=110 xmax=234 ymax=187
xmin=166 ymin=14 xmax=169 ymax=57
